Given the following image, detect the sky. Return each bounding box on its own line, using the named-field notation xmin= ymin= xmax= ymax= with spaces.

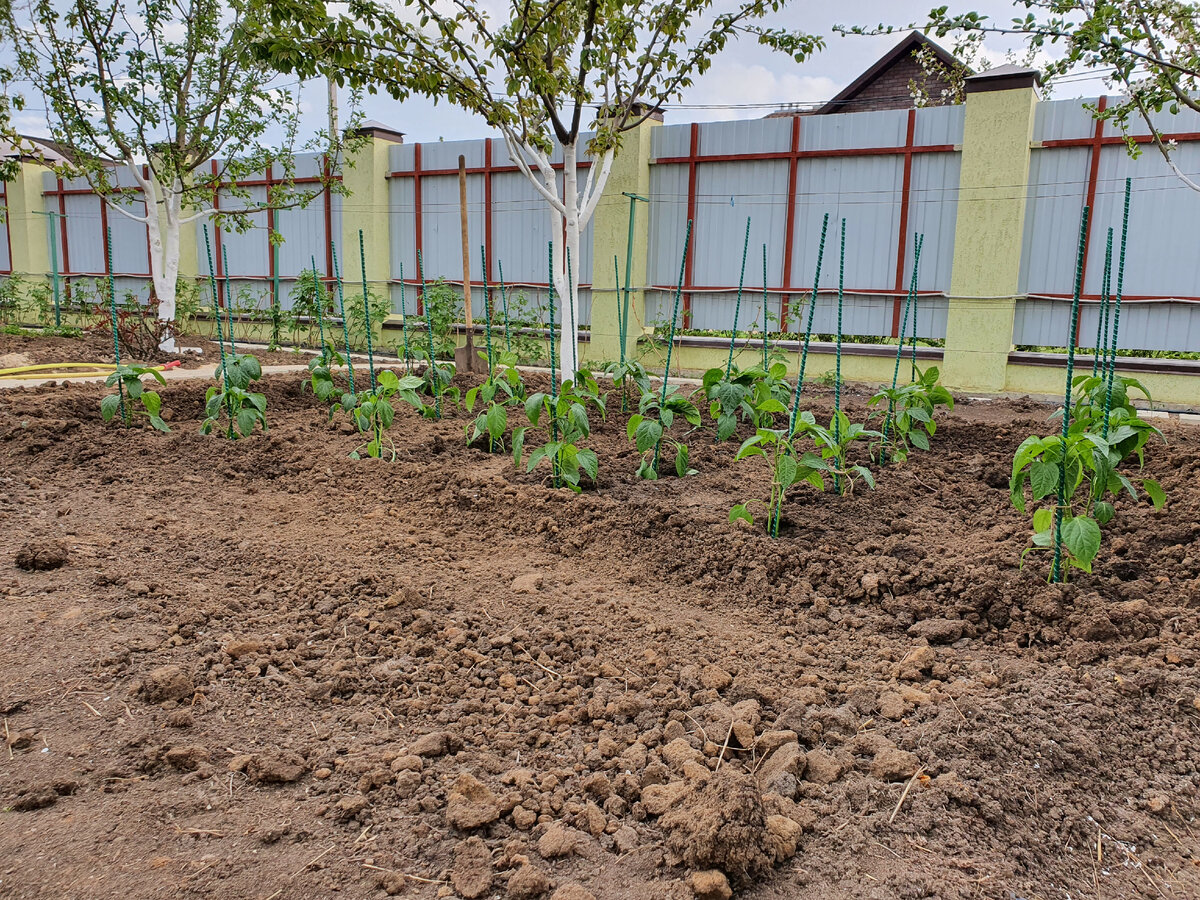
xmin=8 ymin=0 xmax=1114 ymax=146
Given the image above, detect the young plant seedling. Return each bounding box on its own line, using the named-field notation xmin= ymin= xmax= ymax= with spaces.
xmin=304 ymin=344 xmax=356 ymax=419
xmin=695 ymin=361 xmax=791 ymax=442
xmin=802 ymin=409 xmax=880 ymax=496
xmin=411 ymin=347 xmax=460 ymax=418
xmin=1010 ymin=429 xmax=1165 ymax=578
xmin=601 ymin=357 xmax=651 ymax=412
xmin=1063 ymin=372 xmax=1162 ymax=466
xmin=464 ymin=351 xmax=528 ymax=453
xmin=201 ymin=353 xmax=268 ymax=439
xmin=627 ymin=382 xmax=701 ymax=479
xmin=349 ymin=369 xmax=425 ymax=460
xmin=514 ymin=370 xmax=605 ymax=492
xmin=869 ymin=365 xmax=954 ymax=463
xmin=101 ymin=364 xmax=170 ymax=432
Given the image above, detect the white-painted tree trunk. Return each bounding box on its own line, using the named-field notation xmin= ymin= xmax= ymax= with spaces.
xmin=120 ymin=162 xmax=182 ymax=352
xmin=500 ymin=129 xmax=613 ymax=383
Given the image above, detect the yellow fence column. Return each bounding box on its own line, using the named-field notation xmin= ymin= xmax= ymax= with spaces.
xmin=6 ymin=160 xmax=52 ymax=278
xmin=341 ymin=125 xmax=403 ymax=294
xmin=943 ymin=67 xmax=1041 ymax=392
xmin=587 ymin=110 xmax=659 ymax=365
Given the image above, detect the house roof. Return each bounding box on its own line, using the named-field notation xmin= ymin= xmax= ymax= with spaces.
xmin=0 ymin=134 xmax=74 ymax=164
xmin=351 ymin=120 xmax=406 ymax=144
xmin=813 ymin=31 xmax=962 ymax=115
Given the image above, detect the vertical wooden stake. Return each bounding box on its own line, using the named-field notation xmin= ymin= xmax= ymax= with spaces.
xmin=456 ymin=154 xmax=478 ymax=373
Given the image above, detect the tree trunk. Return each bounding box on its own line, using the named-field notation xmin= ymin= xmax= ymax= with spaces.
xmin=559 ymin=141 xmax=582 ymax=379
xmin=125 ymin=162 xmax=180 ymax=352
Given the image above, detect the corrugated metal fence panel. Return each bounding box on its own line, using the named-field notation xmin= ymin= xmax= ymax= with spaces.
xmin=389 ymin=171 xmax=416 ymax=288
xmin=690 ymin=161 xmax=790 ymax=288
xmin=0 ymin=192 xmax=10 ymax=271
xmin=218 ymin=186 xmax=268 ymax=277
xmin=1019 ymin=148 xmax=1090 ymax=295
xmin=1014 ymin=299 xmax=1200 ymax=351
xmin=646 ymin=163 xmax=690 ymax=287
xmin=1033 ymin=98 xmax=1097 ymax=142
xmin=913 ymin=105 xmax=965 ymax=146
xmin=62 ymin=193 xmax=105 ymax=273
xmin=1088 ymin=142 xmax=1200 ymax=298
xmin=651 ymin=124 xmax=693 ymax=160
xmin=276 ymin=196 xmax=330 ymax=276
xmin=907 ymin=152 xmax=961 ymax=292
xmin=418 ymin=173 xmax=479 ymax=279
xmin=109 ymin=200 xmax=150 ymax=275
xmin=699 ymin=118 xmax=792 ymax=155
xmin=802 ymin=109 xmax=908 ymax=151
xmin=792 ymin=156 xmax=903 ymax=293
xmin=490 ymin=170 xmax=552 ymax=286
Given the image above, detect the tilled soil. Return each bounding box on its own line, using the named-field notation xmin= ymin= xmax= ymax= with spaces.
xmin=0 ymin=330 xmax=315 ymax=370
xmin=1 ymin=362 xmax=1198 ymax=900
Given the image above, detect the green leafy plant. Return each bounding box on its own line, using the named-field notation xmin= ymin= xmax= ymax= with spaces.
xmin=729 ymin=405 xmax=879 ymax=533
xmin=303 ymin=344 xmax=355 ymax=418
xmin=350 ymin=369 xmax=425 ymax=460
xmin=201 ymin=353 xmax=267 ymax=439
xmin=1064 ymin=373 xmax=1162 ymax=466
xmin=288 ymin=270 xmax=333 ymax=348
xmin=101 ymin=364 xmax=170 ymax=432
xmin=1010 ymin=430 xmax=1165 ymax=578
xmin=869 ymin=365 xmax=954 ymax=463
xmin=599 ymin=357 xmax=650 ymax=412
xmin=346 ymin=286 xmax=392 ymax=350
xmin=464 ymin=352 xmax=527 ymax=453
xmin=514 ymin=370 xmax=605 ymax=492
xmin=410 ymin=347 xmax=460 ymax=416
xmin=695 ymin=362 xmax=785 ymax=442
xmin=626 ymin=383 xmax=701 ymax=479
xmin=417 ymin=279 xmax=460 ymax=360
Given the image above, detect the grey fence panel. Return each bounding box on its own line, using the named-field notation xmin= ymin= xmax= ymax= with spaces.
xmin=907 ymin=152 xmax=961 ymax=292
xmin=490 ymin=170 xmax=552 ymax=286
xmin=1015 ymin=298 xmax=1200 ymax=351
xmin=416 ymin=173 xmax=476 ymax=279
xmin=651 ymin=123 xmax=693 ymax=160
xmin=1033 ymin=98 xmax=1097 ymax=143
xmin=62 ymin=193 xmax=105 ymax=273
xmin=420 ymin=139 xmax=486 ymax=171
xmin=792 ymin=156 xmax=903 ymax=294
xmin=276 ymin=196 xmax=331 ymax=276
xmin=109 ymin=200 xmax=150 ymax=275
xmin=802 ymin=109 xmax=908 ymax=151
xmin=0 ymin=196 xmax=10 ymax=271
xmin=1019 ymin=148 xmax=1090 ymax=295
xmin=913 ymin=105 xmax=965 ymax=147
xmin=1088 ymin=143 xmax=1200 ymax=298
xmin=218 ymin=186 xmax=268 ymax=277
xmin=699 ymin=118 xmax=792 ymax=155
xmin=690 ymin=161 xmax=789 ymax=289
xmin=646 ymin=163 xmax=690 ymax=286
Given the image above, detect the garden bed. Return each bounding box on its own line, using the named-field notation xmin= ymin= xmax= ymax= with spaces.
xmin=0 ymin=361 xmax=1198 ymax=900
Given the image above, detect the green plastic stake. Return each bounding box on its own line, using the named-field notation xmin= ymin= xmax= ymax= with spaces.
xmin=498 ymin=259 xmax=512 ymax=355
xmin=650 ymin=219 xmax=693 ymax=477
xmin=881 ymin=233 xmax=924 ymax=463
xmin=359 ymin=230 xmax=377 ymax=391
xmin=727 ymin=217 xmax=751 ymax=377
xmin=310 ymin=255 xmax=328 ymax=355
xmin=203 ymin=225 xmax=234 ymax=437
xmin=398 ymin=261 xmax=411 ymax=372
xmin=547 ymin=241 xmax=559 ymax=487
xmin=761 ymin=244 xmax=769 ymax=371
xmin=1052 ymin=204 xmax=1089 ymax=584
xmin=104 ymin=226 xmax=126 ymax=426
xmin=621 ymin=192 xmax=648 ymax=366
xmin=221 ymin=245 xmax=236 ymax=355
xmin=1103 ymin=178 xmax=1132 ymax=437
xmin=271 ymin=242 xmax=281 ymax=349
xmin=787 ymin=213 xmax=829 ymax=442
xmin=833 ymin=218 xmax=846 ymax=494
xmin=1093 ymin=228 xmax=1113 ymax=377
xmin=417 ymin=250 xmax=440 ymax=419
xmin=480 ymin=245 xmax=494 ymax=377
xmin=331 ymin=241 xmax=355 ymax=397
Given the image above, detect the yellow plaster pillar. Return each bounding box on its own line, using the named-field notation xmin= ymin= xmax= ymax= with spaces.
xmin=6 ymin=160 xmax=52 ymax=277
xmin=587 ymin=112 xmax=658 ymax=365
xmin=943 ymin=67 xmax=1041 ymax=392
xmin=341 ymin=126 xmax=402 ymax=292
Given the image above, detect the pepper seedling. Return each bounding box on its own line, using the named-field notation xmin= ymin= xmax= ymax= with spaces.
xmin=626 ymin=382 xmax=701 ymax=479
xmin=101 ymin=364 xmax=170 ymax=432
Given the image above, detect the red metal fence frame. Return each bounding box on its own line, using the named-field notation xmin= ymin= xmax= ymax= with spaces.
xmin=0 ymin=179 xmax=10 ymax=275
xmin=388 ymin=136 xmax=593 ymax=313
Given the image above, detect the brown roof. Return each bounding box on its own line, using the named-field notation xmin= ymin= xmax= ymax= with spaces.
xmin=813 ymin=31 xmax=962 ymax=116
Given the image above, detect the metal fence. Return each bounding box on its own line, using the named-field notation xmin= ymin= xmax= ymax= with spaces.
xmin=386 ymin=136 xmax=596 ymax=325
xmin=7 ymin=96 xmax=1200 ymax=352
